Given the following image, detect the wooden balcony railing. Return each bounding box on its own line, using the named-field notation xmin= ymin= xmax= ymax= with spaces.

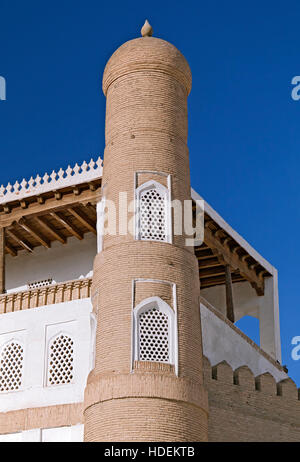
xmin=0 ymin=277 xmax=92 ymax=314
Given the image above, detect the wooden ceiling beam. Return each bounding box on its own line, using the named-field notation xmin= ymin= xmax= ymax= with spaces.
xmin=195 ymin=249 xmax=214 ymax=259
xmin=6 ymin=229 xmax=33 ymax=253
xmin=84 ymin=203 xmax=97 ymax=215
xmin=200 ymin=274 xmax=245 ymax=289
xmin=222 ymin=237 xmax=232 ymax=246
xmin=204 ymin=226 xmax=264 ymax=296
xmin=199 ymin=266 xmax=226 ymax=278
xmin=73 ymin=187 xmax=80 ymax=196
xmin=213 ymin=229 xmax=224 ymax=239
xmin=20 ymin=200 xmax=28 ymax=209
xmin=18 ymin=218 xmax=51 ymax=249
xmin=34 ymin=216 xmax=67 ymax=244
xmin=36 ymin=196 xmax=45 ymax=205
xmin=5 ymin=243 xmax=17 ymax=257
xmin=67 ymin=207 xmax=97 ymax=235
xmin=89 ymin=183 xmax=97 ymax=192
xmin=204 ymin=219 xmax=214 ymax=229
xmin=54 ymin=191 xmax=62 ymax=200
xmin=198 ymin=257 xmax=221 ymax=269
xmin=0 ymin=188 xmax=100 ymax=228
xmin=50 ymin=211 xmax=83 ymax=240
xmin=225 ymin=264 xmax=235 ymax=323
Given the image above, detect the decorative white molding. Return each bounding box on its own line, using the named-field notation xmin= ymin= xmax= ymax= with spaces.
xmin=132 ymin=296 xmax=176 ymax=366
xmin=0 ymin=299 xmax=92 ymax=413
xmin=135 ymin=179 xmax=172 ymax=243
xmin=0 ymin=156 xmax=103 ymax=205
xmin=0 ymin=277 xmax=92 ymax=315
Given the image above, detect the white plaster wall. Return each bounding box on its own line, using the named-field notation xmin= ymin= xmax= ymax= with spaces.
xmin=0 ymin=431 xmax=23 ymax=442
xmin=42 ymin=424 xmax=84 ymax=442
xmin=0 ymin=298 xmax=93 ymax=412
xmin=200 ymin=303 xmax=287 ymax=382
xmin=200 ymin=284 xmax=227 ymax=316
xmin=0 ymin=425 xmax=84 ymax=442
xmin=6 ymin=233 xmax=96 ymax=293
xmin=201 ymin=279 xmax=282 ymax=361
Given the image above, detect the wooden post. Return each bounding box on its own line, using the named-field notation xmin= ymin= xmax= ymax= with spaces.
xmin=0 ymin=228 xmax=5 ymax=294
xmin=225 ymin=264 xmax=234 ymax=322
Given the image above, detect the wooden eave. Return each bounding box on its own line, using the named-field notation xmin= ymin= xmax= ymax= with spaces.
xmin=193 ymin=203 xmax=271 ymax=296
xmin=0 ymin=179 xmax=101 ymax=257
xmin=0 ymin=179 xmax=101 ymax=220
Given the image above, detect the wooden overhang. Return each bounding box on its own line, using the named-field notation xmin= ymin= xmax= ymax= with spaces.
xmin=193 ymin=201 xmax=272 ymax=297
xmin=0 ymin=178 xmax=101 ymax=258
xmin=0 ymin=168 xmax=272 ymax=302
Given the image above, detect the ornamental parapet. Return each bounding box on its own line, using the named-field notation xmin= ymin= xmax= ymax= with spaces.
xmin=0 ymin=277 xmax=92 ymax=314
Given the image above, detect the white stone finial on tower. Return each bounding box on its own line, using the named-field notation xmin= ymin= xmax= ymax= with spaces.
xmin=141 ymin=19 xmax=153 ymax=37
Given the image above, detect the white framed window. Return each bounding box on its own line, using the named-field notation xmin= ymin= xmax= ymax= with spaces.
xmin=135 ymin=180 xmax=171 ymax=243
xmin=133 ymin=297 xmax=176 ymax=366
xmin=46 ymin=332 xmax=74 ymax=387
xmin=0 ymin=340 xmax=24 ymax=393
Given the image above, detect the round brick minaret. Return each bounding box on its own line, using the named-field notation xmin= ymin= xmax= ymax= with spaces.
xmin=83 ymin=22 xmax=208 ymax=442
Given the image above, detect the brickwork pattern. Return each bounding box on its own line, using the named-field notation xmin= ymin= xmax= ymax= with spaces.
xmin=135 ymin=280 xmax=173 ymax=309
xmin=84 ymin=398 xmax=207 ymax=442
xmin=84 ymin=35 xmax=208 ymax=441
xmin=0 ymin=403 xmax=83 ymax=435
xmin=203 ymin=356 xmax=300 ymax=442
xmin=90 ymin=242 xmax=203 ymax=381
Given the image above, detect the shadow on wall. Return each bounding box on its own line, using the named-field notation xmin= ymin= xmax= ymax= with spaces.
xmin=5 ymin=233 xmax=97 ymax=293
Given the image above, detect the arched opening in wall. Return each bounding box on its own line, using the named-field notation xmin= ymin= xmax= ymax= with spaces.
xmin=0 ymin=341 xmax=24 ymax=392
xmin=46 ymin=333 xmax=74 ymax=386
xmin=235 ymin=315 xmax=260 ymax=346
xmin=133 ymin=297 xmax=176 ymax=366
xmin=136 ymin=180 xmax=171 ymax=243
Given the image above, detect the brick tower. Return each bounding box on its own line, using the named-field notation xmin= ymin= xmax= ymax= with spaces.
xmin=83 ymin=22 xmax=209 ymax=441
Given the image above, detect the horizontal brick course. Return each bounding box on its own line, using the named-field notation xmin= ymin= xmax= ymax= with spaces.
xmin=203 ymin=356 xmax=300 ymax=441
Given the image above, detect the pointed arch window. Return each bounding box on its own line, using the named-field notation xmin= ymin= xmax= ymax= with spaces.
xmin=0 ymin=341 xmax=24 ymax=393
xmin=47 ymin=333 xmax=74 ymax=386
xmin=136 ymin=181 xmax=171 ymax=243
xmin=133 ymin=297 xmax=176 ymax=366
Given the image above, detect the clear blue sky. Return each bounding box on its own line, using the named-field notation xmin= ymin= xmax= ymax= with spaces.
xmin=0 ymin=0 xmax=299 ymax=386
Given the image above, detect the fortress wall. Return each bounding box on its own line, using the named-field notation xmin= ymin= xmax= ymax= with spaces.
xmin=200 ymin=301 xmax=287 ymax=382
xmin=203 ymin=356 xmax=300 ymax=442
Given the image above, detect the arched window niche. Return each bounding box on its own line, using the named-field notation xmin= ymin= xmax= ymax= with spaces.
xmin=0 ymin=340 xmax=24 ymax=393
xmin=132 ymin=297 xmax=178 ymax=374
xmin=46 ymin=332 xmax=75 ymax=387
xmin=135 ymin=180 xmax=171 ymax=243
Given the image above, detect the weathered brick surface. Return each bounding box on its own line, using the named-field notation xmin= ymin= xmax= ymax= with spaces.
xmin=84 ymin=398 xmax=207 ymax=442
xmin=134 ymin=280 xmax=173 ymax=309
xmin=83 ymin=35 xmax=208 ymax=441
xmin=0 ymin=403 xmax=83 ymax=435
xmin=90 ymin=243 xmax=204 ymax=380
xmin=204 ymin=356 xmax=300 ymax=442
